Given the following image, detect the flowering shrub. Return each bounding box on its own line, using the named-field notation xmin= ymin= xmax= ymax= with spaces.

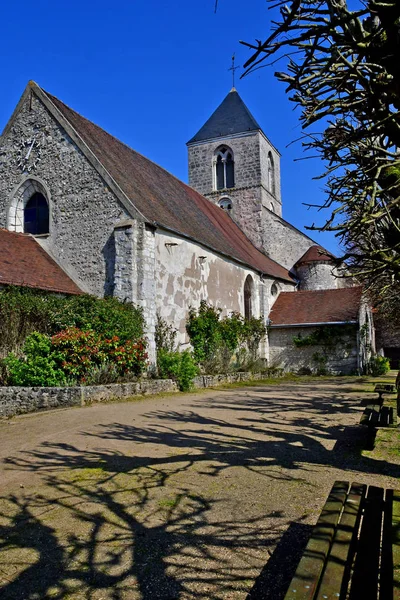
xmin=1 ymin=328 xmax=148 ymax=386
xmin=51 ymin=327 xmax=148 ymax=382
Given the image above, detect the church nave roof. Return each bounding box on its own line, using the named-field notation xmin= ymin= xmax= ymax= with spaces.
xmin=28 ymin=82 xmax=293 ymax=283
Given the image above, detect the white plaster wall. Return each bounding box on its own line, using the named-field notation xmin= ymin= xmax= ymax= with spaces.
xmin=155 ymin=229 xmax=293 ymax=348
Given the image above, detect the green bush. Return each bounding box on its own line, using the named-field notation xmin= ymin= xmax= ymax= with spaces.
xmin=368 ymin=355 xmax=391 ymax=376
xmin=81 ymin=363 xmax=120 ymax=385
xmin=155 ymin=313 xmax=177 ymax=352
xmin=186 ymin=301 xmax=223 ymax=364
xmin=2 ymin=333 xmax=66 ymax=387
xmin=48 ymin=294 xmax=144 ymax=343
xmin=157 ymin=349 xmax=198 ymax=391
xmin=0 ymin=287 xmax=145 ymax=358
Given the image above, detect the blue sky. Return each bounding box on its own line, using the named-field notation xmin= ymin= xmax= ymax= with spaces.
xmin=0 ymin=0 xmax=341 ymax=254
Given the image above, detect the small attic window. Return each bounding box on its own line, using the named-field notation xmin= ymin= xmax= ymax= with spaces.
xmin=271 ymin=282 xmax=279 ymax=297
xmin=215 ymin=146 xmax=234 ymax=190
xmin=219 ymin=197 xmax=232 ymax=210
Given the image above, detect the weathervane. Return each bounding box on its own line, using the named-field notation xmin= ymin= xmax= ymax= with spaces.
xmin=228 ymin=54 xmax=240 ymax=88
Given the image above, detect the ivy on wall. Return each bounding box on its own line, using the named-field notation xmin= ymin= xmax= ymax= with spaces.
xmin=292 ymin=324 xmax=357 ymax=374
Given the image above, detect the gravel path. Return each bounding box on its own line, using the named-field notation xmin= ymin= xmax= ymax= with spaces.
xmin=0 ymin=378 xmax=397 ymax=599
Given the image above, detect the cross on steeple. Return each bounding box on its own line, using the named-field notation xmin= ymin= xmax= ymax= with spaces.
xmin=228 ymin=54 xmax=240 ymax=89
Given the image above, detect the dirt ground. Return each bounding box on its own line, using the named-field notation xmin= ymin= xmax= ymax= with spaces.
xmin=0 ymin=376 xmax=398 ymax=600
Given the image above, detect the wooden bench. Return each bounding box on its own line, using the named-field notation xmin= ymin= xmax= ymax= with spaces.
xmin=284 ymin=481 xmax=400 ymax=600
xmin=360 ymin=404 xmax=397 ymax=428
xmin=375 ymin=384 xmax=396 ymax=402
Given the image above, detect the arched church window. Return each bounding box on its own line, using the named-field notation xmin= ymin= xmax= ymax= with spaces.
xmin=215 ymin=146 xmax=234 ymax=190
xmin=267 ymin=152 xmax=275 ymax=195
xmin=219 ymin=197 xmax=232 ymax=210
xmin=24 ymin=192 xmax=49 ymax=234
xmin=244 ymin=275 xmax=254 ymax=320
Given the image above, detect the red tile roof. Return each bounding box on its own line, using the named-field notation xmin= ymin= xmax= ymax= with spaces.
xmin=43 ymin=89 xmax=293 ymax=283
xmin=269 ymin=287 xmax=363 ymax=326
xmin=0 ymin=229 xmax=82 ymax=295
xmin=295 ymin=245 xmax=335 ymax=266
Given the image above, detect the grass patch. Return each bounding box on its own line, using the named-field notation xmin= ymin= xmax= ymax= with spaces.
xmin=363 ymin=427 xmax=400 ymax=463
xmin=62 ymin=462 xmax=109 ymax=482
xmin=215 ymin=374 xmax=368 ymax=390
xmin=157 ymin=495 xmax=180 ymax=510
xmin=361 ymin=370 xmax=399 ymax=463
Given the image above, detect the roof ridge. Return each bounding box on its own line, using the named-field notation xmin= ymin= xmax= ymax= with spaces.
xmin=44 ymin=91 xmax=186 ymax=184
xmin=279 ymin=286 xmax=362 ymax=294
xmin=28 ymin=83 xmax=293 ymax=282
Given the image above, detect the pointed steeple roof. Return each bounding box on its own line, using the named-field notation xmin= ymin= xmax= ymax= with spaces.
xmin=187 ymin=88 xmax=262 ymax=144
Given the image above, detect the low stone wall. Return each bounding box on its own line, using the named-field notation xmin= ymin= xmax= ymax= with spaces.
xmin=0 ymin=371 xmax=275 ymax=419
xmin=0 ymin=379 xmax=177 ymax=418
xmin=193 ymin=371 xmax=274 ymax=388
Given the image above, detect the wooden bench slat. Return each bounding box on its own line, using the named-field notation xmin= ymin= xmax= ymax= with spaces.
xmin=350 ymin=486 xmax=384 ymax=600
xmin=316 ymin=482 xmax=366 ymax=600
xmin=392 ymin=490 xmax=400 ymax=599
xmin=360 ymin=405 xmax=396 ymax=428
xmin=284 ymin=482 xmax=400 ymax=600
xmin=284 ymin=481 xmax=349 ymax=600
xmin=360 ymin=406 xmax=381 ymax=426
xmin=381 ymin=489 xmax=394 ymax=600
xmin=375 ymin=385 xmax=395 ymax=393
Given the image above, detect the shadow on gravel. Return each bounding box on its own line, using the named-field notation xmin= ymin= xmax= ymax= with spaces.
xmin=1 ymin=383 xmax=398 ymax=598
xmin=246 ymin=523 xmax=314 ymax=600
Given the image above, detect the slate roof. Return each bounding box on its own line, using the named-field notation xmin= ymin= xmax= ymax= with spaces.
xmin=187 ymin=88 xmax=261 ymax=144
xmin=296 ymin=245 xmax=335 ymax=266
xmin=40 ymin=86 xmax=293 ymax=282
xmin=0 ymin=229 xmax=82 ymax=295
xmin=269 ymin=287 xmax=363 ymax=326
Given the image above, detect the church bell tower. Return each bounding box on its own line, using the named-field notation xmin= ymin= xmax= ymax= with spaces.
xmin=187 ymin=88 xmax=282 ymax=252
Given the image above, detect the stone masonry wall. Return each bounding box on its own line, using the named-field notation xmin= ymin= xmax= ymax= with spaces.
xmin=0 ymin=92 xmax=130 ymax=296
xmin=259 ymin=133 xmax=281 ymax=210
xmin=0 ymin=371 xmax=286 ymax=419
xmin=113 ymin=220 xmax=157 ymax=362
xmin=0 ymin=379 xmax=177 ymax=418
xmin=261 ymin=207 xmax=316 ymax=271
xmin=269 ymin=326 xmax=359 ymax=374
xmin=188 ymin=132 xmax=281 ymax=252
xmin=297 ymin=262 xmax=339 ymax=290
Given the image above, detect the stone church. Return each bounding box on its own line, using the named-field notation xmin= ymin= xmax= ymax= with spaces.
xmin=0 ymin=81 xmax=374 ymax=373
